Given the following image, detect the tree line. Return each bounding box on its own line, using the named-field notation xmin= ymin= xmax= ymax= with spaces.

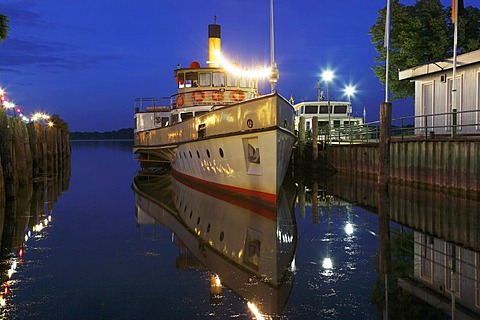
xmin=70 ymin=128 xmax=133 ymax=140
xmin=370 ymin=0 xmax=480 ymax=100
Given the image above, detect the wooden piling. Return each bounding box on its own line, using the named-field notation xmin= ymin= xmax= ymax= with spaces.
xmin=312 ymin=116 xmax=318 ymax=163
xmin=298 ymin=116 xmax=306 ymax=158
xmin=0 ymin=109 xmax=16 ymax=198
xmin=1 ymin=113 xmax=71 ymax=201
xmin=378 ymin=102 xmax=392 ymax=189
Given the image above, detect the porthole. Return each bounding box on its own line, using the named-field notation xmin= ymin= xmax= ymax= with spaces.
xmin=206 ymin=149 xmax=211 ymax=158
xmin=207 ymin=224 xmax=211 ymax=233
xmin=189 ymin=151 xmax=192 ymax=158
xmin=220 ymin=231 xmax=224 ymax=242
xmin=184 ymin=205 xmax=187 ymax=213
xmin=189 ymin=210 xmax=193 ymax=219
xmin=219 ymin=148 xmax=224 ymax=158
xmin=197 ymin=217 xmax=201 ymax=225
xmin=183 ymin=151 xmax=187 ymax=158
xmin=196 ymin=150 xmax=200 ymax=158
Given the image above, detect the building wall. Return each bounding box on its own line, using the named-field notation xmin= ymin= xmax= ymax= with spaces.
xmin=413 ymin=63 xmax=480 ymax=135
xmin=414 ymin=232 xmax=480 ymax=316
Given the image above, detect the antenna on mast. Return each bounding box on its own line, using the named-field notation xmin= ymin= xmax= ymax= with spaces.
xmin=270 ymin=0 xmax=278 ymax=92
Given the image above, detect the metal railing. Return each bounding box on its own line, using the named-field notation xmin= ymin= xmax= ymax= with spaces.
xmin=306 ymin=109 xmax=480 ymax=145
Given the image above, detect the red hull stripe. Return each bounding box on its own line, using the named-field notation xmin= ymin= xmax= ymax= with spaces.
xmin=171 ymin=168 xmax=277 ymax=221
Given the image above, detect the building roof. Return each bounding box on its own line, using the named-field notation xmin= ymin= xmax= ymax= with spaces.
xmin=398 ymin=49 xmax=480 ymax=80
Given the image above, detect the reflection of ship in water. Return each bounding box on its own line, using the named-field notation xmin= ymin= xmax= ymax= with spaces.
xmin=132 ymin=172 xmax=297 ymax=317
xmin=328 ymin=173 xmax=480 ymax=319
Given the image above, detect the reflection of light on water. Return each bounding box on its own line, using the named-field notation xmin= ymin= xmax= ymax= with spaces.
xmin=247 ymin=301 xmax=267 ymax=320
xmin=1 ymin=214 xmax=53 ymax=309
xmin=322 ymin=257 xmax=333 ymax=269
xmin=345 ymin=222 xmax=354 ymax=235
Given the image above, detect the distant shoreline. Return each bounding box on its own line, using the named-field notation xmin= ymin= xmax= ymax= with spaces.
xmin=70 ymin=128 xmax=133 ymax=140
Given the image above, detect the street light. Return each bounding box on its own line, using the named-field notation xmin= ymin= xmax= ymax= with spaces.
xmin=322 ymin=70 xmax=334 ymax=144
xmin=344 ymin=85 xmax=356 ymax=143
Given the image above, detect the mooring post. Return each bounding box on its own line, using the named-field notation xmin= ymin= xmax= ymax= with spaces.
xmin=298 ymin=116 xmax=305 ymax=162
xmin=378 ymin=102 xmax=392 ymax=189
xmin=312 ymin=116 xmax=318 ymax=163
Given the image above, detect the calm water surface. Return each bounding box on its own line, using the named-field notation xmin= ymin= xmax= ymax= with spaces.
xmin=1 ymin=141 xmax=477 ymax=319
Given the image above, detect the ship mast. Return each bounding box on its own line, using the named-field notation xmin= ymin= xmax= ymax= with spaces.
xmin=270 ymin=0 xmax=278 ymax=92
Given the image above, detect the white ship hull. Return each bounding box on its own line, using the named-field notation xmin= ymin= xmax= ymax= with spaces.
xmin=134 ymin=93 xmax=296 ymax=202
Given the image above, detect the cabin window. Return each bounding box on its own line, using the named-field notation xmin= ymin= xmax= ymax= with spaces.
xmin=199 ymin=73 xmax=211 ymax=87
xmin=334 ymin=120 xmax=341 ymax=128
xmin=334 ymin=105 xmax=348 ymax=114
xmin=319 ymin=106 xmax=330 ymax=114
xmin=213 ymin=72 xmax=225 ymax=87
xmin=185 ymin=72 xmax=198 ymax=88
xmin=239 ymin=77 xmax=249 ymax=88
xmin=177 ymin=73 xmax=185 ymax=89
xmin=305 ymin=106 xmax=318 ymax=114
xmin=181 ymin=112 xmax=194 ymax=121
xmin=171 ymin=114 xmax=179 ymax=124
xmin=161 ymin=117 xmax=169 ymax=126
xmin=318 ymin=121 xmax=329 ymax=127
xmin=226 ymin=74 xmax=238 ymax=87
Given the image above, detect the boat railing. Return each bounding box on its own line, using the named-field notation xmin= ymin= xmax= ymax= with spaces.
xmin=134 ymin=97 xmax=171 ymax=113
xmin=171 ymin=89 xmax=256 ymax=108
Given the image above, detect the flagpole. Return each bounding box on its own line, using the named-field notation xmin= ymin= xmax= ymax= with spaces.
xmin=451 ymin=0 xmax=458 ymax=138
xmin=385 ymin=0 xmax=391 ymax=103
xmin=270 ymin=0 xmax=278 ymax=93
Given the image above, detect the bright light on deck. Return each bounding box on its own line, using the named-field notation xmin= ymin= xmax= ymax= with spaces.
xmin=214 ymin=50 xmax=271 ymax=79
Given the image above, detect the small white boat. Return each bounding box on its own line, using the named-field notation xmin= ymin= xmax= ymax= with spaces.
xmin=133 ymin=22 xmax=296 ymax=202
xmin=293 ymin=100 xmax=363 ymax=132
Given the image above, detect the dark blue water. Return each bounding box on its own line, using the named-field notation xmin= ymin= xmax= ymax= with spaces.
xmin=1 ymin=141 xmax=476 ymax=319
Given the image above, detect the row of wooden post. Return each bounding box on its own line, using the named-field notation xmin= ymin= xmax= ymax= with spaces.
xmin=0 ymin=108 xmax=71 ymax=201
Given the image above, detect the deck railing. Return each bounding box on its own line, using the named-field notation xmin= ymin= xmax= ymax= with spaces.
xmin=306 ymin=109 xmax=480 ymax=145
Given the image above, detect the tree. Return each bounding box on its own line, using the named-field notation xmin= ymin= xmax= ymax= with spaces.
xmin=0 ymin=14 xmax=8 ymax=42
xmin=50 ymin=114 xmax=70 ymax=132
xmin=370 ymin=0 xmax=480 ymax=100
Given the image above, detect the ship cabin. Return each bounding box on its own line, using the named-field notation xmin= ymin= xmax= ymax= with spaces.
xmin=293 ymin=100 xmax=363 ymax=132
xmin=173 ymin=62 xmax=260 ymax=109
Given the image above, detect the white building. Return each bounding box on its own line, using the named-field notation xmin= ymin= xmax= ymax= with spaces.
xmin=399 ymin=49 xmax=480 ymax=136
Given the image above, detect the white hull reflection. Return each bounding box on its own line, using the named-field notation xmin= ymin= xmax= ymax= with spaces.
xmin=132 ymin=172 xmax=297 ymax=317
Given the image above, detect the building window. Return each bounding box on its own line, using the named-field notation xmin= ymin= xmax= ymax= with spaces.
xmin=420 ymin=234 xmax=434 ymax=283
xmin=445 ymin=75 xmax=463 ymax=131
xmin=420 ymin=82 xmax=434 ymax=135
xmin=445 ymin=243 xmax=461 ymax=297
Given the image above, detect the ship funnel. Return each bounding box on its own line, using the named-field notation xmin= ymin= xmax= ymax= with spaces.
xmin=208 ymin=23 xmax=221 ymax=68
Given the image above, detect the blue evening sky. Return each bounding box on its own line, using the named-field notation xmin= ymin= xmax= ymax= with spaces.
xmin=0 ymin=0 xmax=476 ymax=132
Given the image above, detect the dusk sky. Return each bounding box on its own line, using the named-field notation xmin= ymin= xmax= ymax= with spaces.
xmin=0 ymin=0 xmax=477 ymax=132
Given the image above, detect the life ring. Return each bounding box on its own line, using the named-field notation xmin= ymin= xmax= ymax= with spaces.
xmin=193 ymin=90 xmax=205 ymax=102
xmin=176 ymin=94 xmax=184 ymax=107
xmin=231 ymin=90 xmax=245 ymax=101
xmin=212 ymin=90 xmax=224 ymax=101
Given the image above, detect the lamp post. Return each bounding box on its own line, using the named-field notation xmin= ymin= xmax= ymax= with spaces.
xmin=344 ymin=85 xmax=356 ymax=143
xmin=322 ymin=70 xmax=334 ymax=144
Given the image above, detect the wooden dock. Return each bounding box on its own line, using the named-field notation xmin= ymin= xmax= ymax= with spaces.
xmin=0 ymin=108 xmax=71 ymax=200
